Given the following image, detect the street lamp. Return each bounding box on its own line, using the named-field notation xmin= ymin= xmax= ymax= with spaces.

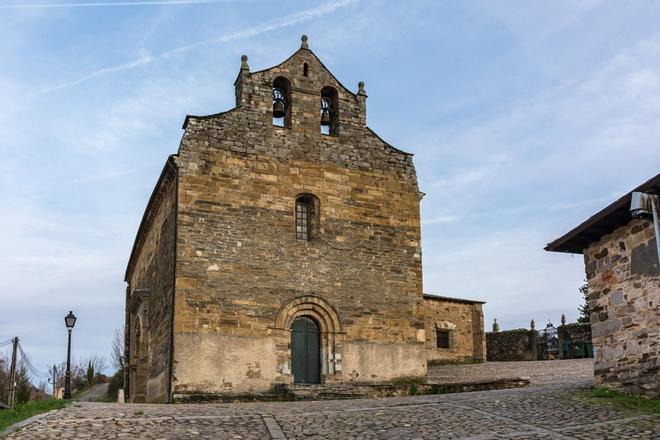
xmin=63 ymin=311 xmax=77 ymax=399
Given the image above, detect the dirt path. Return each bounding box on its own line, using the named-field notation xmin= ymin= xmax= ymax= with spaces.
xmin=73 ymin=383 xmax=109 ymax=402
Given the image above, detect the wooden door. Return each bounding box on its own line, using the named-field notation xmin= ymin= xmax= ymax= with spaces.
xmin=291 ymin=316 xmax=321 ymax=384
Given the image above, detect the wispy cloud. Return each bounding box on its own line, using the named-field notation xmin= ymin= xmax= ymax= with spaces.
xmin=30 ymin=0 xmax=355 ymax=96
xmin=68 ymin=160 xmax=163 ymax=184
xmin=422 ymin=216 xmax=459 ymax=225
xmin=161 ymin=0 xmax=354 ymax=56
xmin=0 ymin=0 xmax=251 ymax=9
xmin=32 ymin=56 xmax=153 ymax=95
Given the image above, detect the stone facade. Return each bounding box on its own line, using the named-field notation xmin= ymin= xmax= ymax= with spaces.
xmin=124 ymin=37 xmax=431 ymax=402
xmin=584 ymin=218 xmax=659 ymax=397
xmin=546 ymin=174 xmax=660 ymax=397
xmin=124 ymin=36 xmax=486 ymax=403
xmin=124 ymin=160 xmax=177 ymax=403
xmin=423 ymin=295 xmax=485 ymax=364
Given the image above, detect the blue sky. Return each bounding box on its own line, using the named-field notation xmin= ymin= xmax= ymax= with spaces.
xmin=2 ymin=0 xmax=660 ymax=379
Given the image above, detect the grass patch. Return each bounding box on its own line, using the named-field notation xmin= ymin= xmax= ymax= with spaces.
xmin=584 ymin=387 xmax=660 ymax=413
xmin=0 ymin=400 xmax=67 ymax=432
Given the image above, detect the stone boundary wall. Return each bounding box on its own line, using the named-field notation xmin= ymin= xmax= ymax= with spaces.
xmin=486 ymin=329 xmax=538 ymax=362
xmin=558 ymin=323 xmax=593 ymax=359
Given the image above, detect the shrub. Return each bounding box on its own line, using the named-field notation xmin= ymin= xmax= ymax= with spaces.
xmin=106 ymin=367 xmax=124 ymax=401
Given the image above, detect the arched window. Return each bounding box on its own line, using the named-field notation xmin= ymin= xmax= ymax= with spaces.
xmin=303 ymin=63 xmax=309 ymax=77
xmin=320 ymin=86 xmax=338 ymax=136
xmin=295 ymin=194 xmax=319 ymax=241
xmin=273 ymin=76 xmax=292 ymax=128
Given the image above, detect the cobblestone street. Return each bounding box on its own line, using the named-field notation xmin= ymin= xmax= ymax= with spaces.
xmin=5 ymin=360 xmax=659 ymax=439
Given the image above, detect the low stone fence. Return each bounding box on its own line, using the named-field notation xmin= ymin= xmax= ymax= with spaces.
xmin=486 ymin=329 xmax=538 ymax=361
xmin=558 ymin=323 xmax=593 ymax=359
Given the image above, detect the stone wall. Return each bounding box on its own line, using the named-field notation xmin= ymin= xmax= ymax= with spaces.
xmin=584 ymin=218 xmax=659 ymax=397
xmin=170 ymin=41 xmax=427 ymax=397
xmin=124 ymin=162 xmax=177 ymax=403
xmin=486 ymin=329 xmax=538 ymax=362
xmin=423 ymin=296 xmax=485 ymax=364
xmin=557 ymin=323 xmax=592 ymax=359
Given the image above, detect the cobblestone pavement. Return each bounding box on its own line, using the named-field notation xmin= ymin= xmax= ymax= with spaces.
xmin=428 ymin=359 xmax=595 ymax=386
xmin=6 ymin=381 xmax=659 ymax=439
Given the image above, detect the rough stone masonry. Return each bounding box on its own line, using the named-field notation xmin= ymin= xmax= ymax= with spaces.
xmin=546 ymin=173 xmax=660 ymax=398
xmin=124 ymin=36 xmax=485 ymax=403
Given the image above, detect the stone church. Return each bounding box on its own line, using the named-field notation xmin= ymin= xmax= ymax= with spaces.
xmin=124 ymin=36 xmax=485 ymax=403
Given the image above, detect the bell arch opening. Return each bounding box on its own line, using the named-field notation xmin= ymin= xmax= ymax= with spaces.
xmin=273 ymin=76 xmax=292 ymax=128
xmin=320 ymin=86 xmax=338 ymax=136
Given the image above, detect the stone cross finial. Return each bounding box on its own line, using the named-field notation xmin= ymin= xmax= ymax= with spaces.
xmin=357 ymin=81 xmax=367 ymax=96
xmin=492 ymin=318 xmax=500 ymax=333
xmin=301 ymin=34 xmax=309 ymax=49
xmin=240 ymin=55 xmax=249 ymax=71
xmin=561 ymin=314 xmax=566 ymax=325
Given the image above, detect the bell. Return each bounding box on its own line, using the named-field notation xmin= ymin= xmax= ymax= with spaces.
xmin=273 ymin=100 xmax=286 ymax=118
xmin=320 ymin=108 xmax=331 ymax=126
xmin=320 ymin=96 xmax=332 ymax=126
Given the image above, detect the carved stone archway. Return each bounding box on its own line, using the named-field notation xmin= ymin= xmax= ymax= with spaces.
xmin=273 ymin=295 xmax=344 ymax=382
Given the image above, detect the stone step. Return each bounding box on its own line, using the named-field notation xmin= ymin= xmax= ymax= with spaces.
xmin=284 ymin=383 xmax=368 ymax=400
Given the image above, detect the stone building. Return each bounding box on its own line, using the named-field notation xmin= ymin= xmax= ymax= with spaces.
xmin=546 ymin=173 xmax=659 ymax=397
xmin=124 ymin=36 xmax=485 ymax=403
xmin=423 ymin=295 xmax=485 ymax=364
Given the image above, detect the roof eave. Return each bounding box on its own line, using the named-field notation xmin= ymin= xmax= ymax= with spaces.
xmin=545 ymin=173 xmax=660 ymax=254
xmin=423 ymin=293 xmax=486 ymax=305
xmin=124 ymin=155 xmax=178 ymax=282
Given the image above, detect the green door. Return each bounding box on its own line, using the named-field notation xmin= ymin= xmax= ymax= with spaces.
xmin=291 ymin=316 xmax=321 ymax=384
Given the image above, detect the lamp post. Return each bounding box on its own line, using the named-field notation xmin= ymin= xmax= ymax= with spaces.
xmin=63 ymin=311 xmax=77 ymax=399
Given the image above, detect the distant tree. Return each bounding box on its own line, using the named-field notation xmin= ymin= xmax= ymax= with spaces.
xmin=107 ymin=329 xmax=125 ymax=401
xmin=111 ymin=329 xmax=125 ymax=371
xmin=15 ymin=363 xmax=32 ymax=404
xmin=107 ymin=368 xmax=124 ymax=402
xmin=86 ymin=360 xmax=95 ymax=386
xmin=0 ymin=357 xmax=34 ymax=404
xmin=0 ymin=355 xmax=10 ymax=403
xmin=577 ymin=282 xmax=591 ymax=323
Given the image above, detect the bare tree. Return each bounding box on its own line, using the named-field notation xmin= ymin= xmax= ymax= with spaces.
xmin=87 ymin=355 xmax=108 ymax=376
xmin=111 ymin=328 xmax=124 ymax=371
xmin=0 ymin=355 xmax=9 ymax=403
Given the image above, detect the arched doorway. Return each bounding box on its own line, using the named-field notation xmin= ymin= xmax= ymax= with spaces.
xmin=291 ymin=316 xmax=321 ymax=384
